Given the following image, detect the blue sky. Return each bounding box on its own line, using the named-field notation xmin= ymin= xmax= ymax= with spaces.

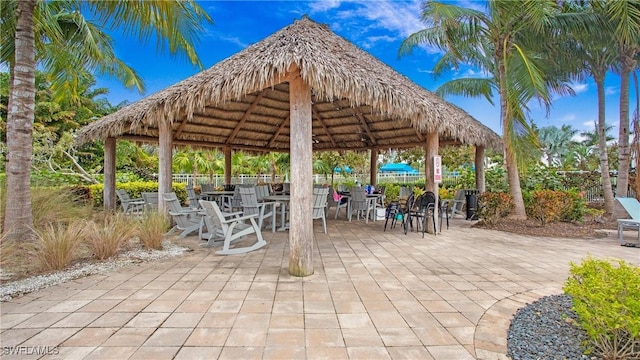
xmin=96 ymin=0 xmax=624 ymax=137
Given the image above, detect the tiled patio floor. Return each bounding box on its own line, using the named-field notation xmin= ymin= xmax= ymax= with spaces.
xmin=1 ymin=218 xmax=638 ymax=359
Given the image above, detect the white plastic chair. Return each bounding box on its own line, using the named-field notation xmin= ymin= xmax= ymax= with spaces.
xmin=116 ymin=189 xmax=144 ymax=214
xmin=239 ymin=187 xmax=276 ymax=231
xmin=162 ymin=192 xmax=201 ymax=239
xmin=349 ymin=187 xmax=376 ymax=223
xmin=199 ymin=200 xmax=267 ymax=255
xmin=312 ymin=187 xmax=330 ymax=233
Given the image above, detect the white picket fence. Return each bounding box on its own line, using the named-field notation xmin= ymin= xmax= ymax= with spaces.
xmin=171 ymin=172 xmax=462 ymax=186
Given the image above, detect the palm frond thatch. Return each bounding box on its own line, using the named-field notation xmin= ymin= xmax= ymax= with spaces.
xmin=76 ymin=16 xmax=502 ymax=152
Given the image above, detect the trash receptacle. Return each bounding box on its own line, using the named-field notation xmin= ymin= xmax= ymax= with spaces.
xmin=464 ymin=189 xmax=479 ymax=220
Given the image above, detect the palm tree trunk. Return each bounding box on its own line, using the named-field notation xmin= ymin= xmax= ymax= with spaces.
xmin=615 ymin=51 xmax=634 ymax=197
xmin=3 ymin=0 xmax=37 ymax=240
xmin=594 ymin=73 xmax=615 ymax=215
xmin=498 ymin=60 xmax=526 ymax=219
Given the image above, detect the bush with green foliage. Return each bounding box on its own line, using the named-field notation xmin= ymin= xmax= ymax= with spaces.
xmin=524 ymin=189 xmax=587 ymax=225
xmin=520 ymin=165 xmax=564 ymax=191
xmin=457 ymin=166 xmax=508 ymax=192
xmin=87 ymin=181 xmax=187 ymax=207
xmin=381 ymin=183 xmax=400 ymax=201
xmin=475 ymin=192 xmax=513 ymax=225
xmin=564 ymin=258 xmax=640 ymax=359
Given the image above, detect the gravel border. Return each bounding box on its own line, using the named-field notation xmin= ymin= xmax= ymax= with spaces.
xmin=507 ymin=294 xmax=596 ymax=360
xmin=0 ymin=241 xmax=189 ymax=301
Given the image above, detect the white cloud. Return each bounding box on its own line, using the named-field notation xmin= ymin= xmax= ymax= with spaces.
xmin=361 ymin=35 xmax=396 ymax=49
xmin=561 ymin=114 xmax=576 ymax=122
xmin=218 ymin=35 xmax=249 ymax=49
xmin=581 ymin=120 xmax=596 ymax=129
xmin=570 ymin=83 xmax=588 ymax=94
xmin=306 ymin=0 xmax=439 ymax=52
xmin=455 ymin=0 xmax=486 ymax=12
xmin=605 ymin=86 xmax=618 ymax=96
xmin=309 ymin=0 xmax=344 ymax=13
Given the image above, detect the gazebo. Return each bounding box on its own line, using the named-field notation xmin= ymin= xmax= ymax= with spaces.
xmin=77 ymin=16 xmax=501 ymax=277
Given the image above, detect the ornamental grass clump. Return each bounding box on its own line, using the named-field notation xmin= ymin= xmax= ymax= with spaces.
xmin=137 ymin=211 xmax=169 ymax=250
xmin=32 ymin=221 xmax=85 ymax=271
xmin=564 ymin=257 xmax=640 ymax=359
xmin=84 ymin=213 xmax=137 ymax=260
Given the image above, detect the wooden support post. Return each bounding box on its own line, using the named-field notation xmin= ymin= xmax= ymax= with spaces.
xmin=224 ymin=147 xmax=232 ymax=185
xmin=288 ymin=69 xmax=314 ymax=277
xmin=475 ymin=145 xmax=485 ymax=192
xmin=158 ymin=119 xmax=173 ymax=214
xmin=369 ymin=148 xmax=378 ymax=186
xmin=103 ymin=137 xmax=116 ymax=211
xmin=425 ymin=131 xmax=439 ymax=234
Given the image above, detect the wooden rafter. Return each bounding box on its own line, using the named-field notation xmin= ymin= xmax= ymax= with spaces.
xmin=174 ymin=117 xmax=189 ymax=138
xmin=312 ymin=107 xmax=337 ymax=147
xmin=355 ymin=112 xmax=376 ymax=146
xmin=226 ymin=89 xmax=266 ymax=144
xmin=267 ymin=115 xmax=290 ymax=147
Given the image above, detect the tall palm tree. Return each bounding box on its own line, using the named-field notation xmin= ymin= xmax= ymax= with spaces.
xmin=563 ymin=0 xmax=616 ymax=214
xmin=607 ymin=0 xmax=640 ymax=198
xmin=400 ymin=0 xmax=574 ymax=219
xmin=3 ymin=0 xmax=37 ymax=238
xmin=3 ymin=0 xmax=212 ymax=240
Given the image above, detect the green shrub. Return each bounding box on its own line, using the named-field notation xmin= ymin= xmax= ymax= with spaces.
xmin=564 ymin=258 xmax=640 ymax=359
xmin=563 ymin=189 xmax=588 ymax=222
xmin=475 ymin=192 xmax=513 ymax=225
xmin=382 ymin=183 xmax=399 ymax=201
xmin=525 ymin=189 xmax=588 ymax=225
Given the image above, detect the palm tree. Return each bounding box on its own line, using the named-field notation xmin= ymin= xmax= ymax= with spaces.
xmin=3 ymin=0 xmax=212 ymax=240
xmin=400 ymin=0 xmax=574 ymax=219
xmin=537 ymin=125 xmax=578 ymax=167
xmin=564 ymin=0 xmax=624 ymax=214
xmin=3 ymin=0 xmax=37 ymax=238
xmin=602 ymin=0 xmax=640 ymax=198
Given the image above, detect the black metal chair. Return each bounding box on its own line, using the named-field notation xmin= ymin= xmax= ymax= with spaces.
xmin=383 ymin=201 xmax=400 ymax=231
xmin=400 ymin=193 xmax=415 ymax=235
xmin=408 ymin=192 xmax=437 ymax=237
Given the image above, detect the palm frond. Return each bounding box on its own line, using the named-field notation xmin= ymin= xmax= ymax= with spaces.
xmin=436 ymin=78 xmax=496 ymax=105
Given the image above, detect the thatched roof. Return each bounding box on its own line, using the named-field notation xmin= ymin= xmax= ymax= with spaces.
xmin=77 ymin=16 xmax=502 ymax=152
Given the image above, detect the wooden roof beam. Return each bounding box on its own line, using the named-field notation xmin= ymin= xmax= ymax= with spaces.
xmin=355 ymin=112 xmax=376 ymax=146
xmin=312 ymin=107 xmax=337 ymax=147
xmin=226 ymin=89 xmax=266 ymax=144
xmin=267 ymin=115 xmax=290 ymax=147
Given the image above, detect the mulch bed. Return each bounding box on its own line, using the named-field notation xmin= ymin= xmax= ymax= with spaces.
xmin=473 ymin=218 xmax=617 ymax=239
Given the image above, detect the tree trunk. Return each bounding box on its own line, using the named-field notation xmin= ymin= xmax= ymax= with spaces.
xmin=498 ymin=59 xmax=526 ymax=219
xmin=615 ymin=50 xmax=634 ymax=197
xmin=3 ymin=0 xmax=37 ymax=240
xmin=158 ymin=119 xmax=173 ymax=214
xmin=103 ymin=137 xmax=117 ymax=211
xmin=224 ymin=147 xmax=231 ymax=185
xmin=475 ymin=146 xmax=485 ymax=192
xmin=425 ymin=131 xmax=439 ymax=234
xmin=369 ymin=148 xmax=377 ymax=186
xmin=594 ymin=73 xmax=615 ymax=215
xmin=288 ymin=68 xmax=314 ymax=277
